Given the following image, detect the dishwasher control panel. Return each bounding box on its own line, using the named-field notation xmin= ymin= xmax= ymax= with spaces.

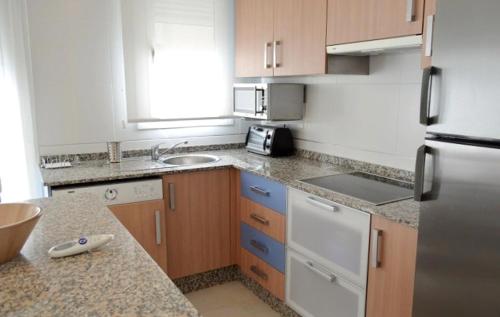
xmin=51 ymin=179 xmax=163 ymax=205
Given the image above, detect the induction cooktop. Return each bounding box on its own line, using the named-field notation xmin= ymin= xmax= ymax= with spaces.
xmin=300 ymin=172 xmax=414 ymax=206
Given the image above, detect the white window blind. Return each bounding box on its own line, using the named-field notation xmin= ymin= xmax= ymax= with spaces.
xmin=121 ymin=0 xmax=234 ymax=122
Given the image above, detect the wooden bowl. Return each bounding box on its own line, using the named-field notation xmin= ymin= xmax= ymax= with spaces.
xmin=0 ymin=203 xmax=42 ymax=265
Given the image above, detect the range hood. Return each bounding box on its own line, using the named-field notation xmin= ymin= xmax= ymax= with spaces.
xmin=327 ymin=35 xmax=422 ymax=56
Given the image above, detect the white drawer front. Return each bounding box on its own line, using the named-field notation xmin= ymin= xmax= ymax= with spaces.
xmin=287 ymin=187 xmax=370 ymax=287
xmin=286 ymin=250 xmax=365 ymax=317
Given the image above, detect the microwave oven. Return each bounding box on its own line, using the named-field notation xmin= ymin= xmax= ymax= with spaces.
xmin=233 ymin=83 xmax=304 ymax=120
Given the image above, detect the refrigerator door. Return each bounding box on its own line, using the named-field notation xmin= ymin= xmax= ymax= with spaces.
xmin=413 ymin=138 xmax=500 ymax=317
xmin=421 ymin=0 xmax=500 ymax=140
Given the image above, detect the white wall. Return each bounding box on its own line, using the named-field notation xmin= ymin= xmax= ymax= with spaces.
xmin=26 ymin=0 xmax=424 ymax=171
xmin=27 ymin=0 xmax=246 ymax=156
xmin=272 ymin=50 xmax=426 ymax=171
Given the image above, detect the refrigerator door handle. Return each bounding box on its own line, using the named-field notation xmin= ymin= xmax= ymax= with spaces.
xmin=414 ymin=145 xmax=430 ymax=201
xmin=420 ymin=67 xmax=437 ymax=125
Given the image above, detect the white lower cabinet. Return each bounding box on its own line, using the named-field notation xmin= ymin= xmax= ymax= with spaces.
xmin=286 ymin=250 xmax=366 ymax=317
xmin=287 ymin=188 xmax=370 ymax=287
xmin=286 ymin=188 xmax=370 ymax=317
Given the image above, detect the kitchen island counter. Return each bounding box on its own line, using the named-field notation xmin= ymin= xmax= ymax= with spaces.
xmin=0 ymin=193 xmax=198 ymax=317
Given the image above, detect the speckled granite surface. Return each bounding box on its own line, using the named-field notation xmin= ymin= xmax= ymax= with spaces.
xmin=0 ymin=194 xmax=199 ymax=317
xmin=41 ymin=149 xmax=420 ymax=228
xmin=41 ymin=143 xmax=245 ymax=164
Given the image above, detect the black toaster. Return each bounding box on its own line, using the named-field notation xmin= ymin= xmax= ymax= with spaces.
xmin=245 ymin=125 xmax=294 ymax=157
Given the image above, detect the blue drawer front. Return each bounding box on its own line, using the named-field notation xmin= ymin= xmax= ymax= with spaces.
xmin=240 ymin=171 xmax=286 ymax=214
xmin=240 ymin=222 xmax=285 ymax=273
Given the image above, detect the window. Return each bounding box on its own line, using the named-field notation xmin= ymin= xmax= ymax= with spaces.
xmin=121 ymin=0 xmax=234 ymax=123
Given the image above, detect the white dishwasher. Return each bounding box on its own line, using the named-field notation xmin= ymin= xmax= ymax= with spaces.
xmin=51 ymin=178 xmax=167 ymax=270
xmin=51 ymin=178 xmax=163 ymax=205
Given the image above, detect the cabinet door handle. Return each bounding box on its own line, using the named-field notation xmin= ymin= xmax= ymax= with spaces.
xmin=371 ymin=229 xmax=383 ymax=268
xmin=168 ymin=183 xmax=175 ymax=210
xmin=406 ymin=0 xmax=415 ymax=22
xmin=250 ymin=239 xmax=269 ymax=254
xmin=306 ymin=196 xmax=338 ymax=213
xmin=250 ymin=265 xmax=268 ymax=281
xmin=250 ymin=213 xmax=270 ymax=225
xmin=273 ymin=40 xmax=281 ymax=68
xmin=424 ymin=15 xmax=435 ymax=57
xmin=264 ymin=42 xmax=272 ymax=69
xmin=250 ymin=186 xmax=270 ymax=196
xmin=305 ymin=261 xmax=336 ymax=283
xmin=155 ymin=210 xmax=161 ymax=245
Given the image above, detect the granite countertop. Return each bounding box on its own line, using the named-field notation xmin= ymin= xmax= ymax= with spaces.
xmin=41 ymin=149 xmax=420 ymax=228
xmin=0 ymin=193 xmax=199 ymax=317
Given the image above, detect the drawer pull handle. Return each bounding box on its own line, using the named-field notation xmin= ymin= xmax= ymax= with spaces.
xmin=250 ymin=265 xmax=268 ymax=281
xmin=250 ymin=239 xmax=269 ymax=254
xmin=305 ymin=261 xmax=336 ymax=283
xmin=306 ymin=197 xmax=338 ymax=213
xmin=250 ymin=213 xmax=270 ymax=225
xmin=250 ymin=186 xmax=270 ymax=196
xmin=371 ymin=229 xmax=383 ymax=268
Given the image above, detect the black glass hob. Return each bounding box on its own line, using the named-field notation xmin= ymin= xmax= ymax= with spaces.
xmin=300 ymin=172 xmax=414 ymax=206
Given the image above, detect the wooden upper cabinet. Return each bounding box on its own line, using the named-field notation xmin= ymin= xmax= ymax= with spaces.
xmin=163 ymin=169 xmax=232 ymax=279
xmin=327 ymin=0 xmax=425 ymax=45
xmin=273 ymin=0 xmax=327 ymax=76
xmin=235 ymin=0 xmax=327 ymax=77
xmin=109 ymin=200 xmax=167 ymax=272
xmin=235 ymin=0 xmax=274 ymax=77
xmin=366 ymin=215 xmax=418 ymax=317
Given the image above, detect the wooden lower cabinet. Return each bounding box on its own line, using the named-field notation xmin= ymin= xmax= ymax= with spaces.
xmin=366 ymin=215 xmax=418 ymax=317
xmin=240 ymin=248 xmax=285 ymax=300
xmin=163 ymin=169 xmax=232 ymax=279
xmin=108 ymin=200 xmax=167 ymax=272
xmin=240 ymin=196 xmax=285 ymax=243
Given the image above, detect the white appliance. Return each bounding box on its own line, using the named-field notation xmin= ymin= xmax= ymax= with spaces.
xmin=51 ymin=179 xmax=163 ymax=205
xmin=286 ymin=188 xmax=370 ymax=317
xmin=327 ymin=35 xmax=422 ymax=56
xmin=48 ymin=234 xmax=114 ymax=258
xmin=233 ymin=83 xmax=304 ymax=120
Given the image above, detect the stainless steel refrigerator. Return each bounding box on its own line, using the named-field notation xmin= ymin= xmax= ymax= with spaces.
xmin=413 ymin=0 xmax=500 ymax=316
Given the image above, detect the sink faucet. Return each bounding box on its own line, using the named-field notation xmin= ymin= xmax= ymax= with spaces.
xmin=151 ymin=141 xmax=188 ymax=161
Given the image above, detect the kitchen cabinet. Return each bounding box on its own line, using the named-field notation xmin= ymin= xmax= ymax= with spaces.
xmin=421 ymin=0 xmax=436 ymax=68
xmin=235 ymin=0 xmax=327 ymax=77
xmin=287 ymin=188 xmax=370 ymax=287
xmin=366 ymin=215 xmax=418 ymax=317
xmin=327 ymin=0 xmax=425 ymax=45
xmin=109 ymin=200 xmax=167 ymax=272
xmin=240 ymin=248 xmax=285 ymax=300
xmin=235 ymin=0 xmax=274 ymax=77
xmin=286 ymin=188 xmax=369 ymax=316
xmin=163 ymin=169 xmax=231 ymax=279
xmin=239 ymin=171 xmax=286 ymax=299
xmin=240 ymin=196 xmax=285 ymax=243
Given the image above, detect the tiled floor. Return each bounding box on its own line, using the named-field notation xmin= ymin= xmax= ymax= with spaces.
xmin=185 ymin=281 xmax=281 ymax=317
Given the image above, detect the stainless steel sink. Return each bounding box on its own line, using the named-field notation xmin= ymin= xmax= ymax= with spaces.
xmin=160 ymin=154 xmax=220 ymax=166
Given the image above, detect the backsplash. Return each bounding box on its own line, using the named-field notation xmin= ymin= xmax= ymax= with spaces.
xmin=40 ymin=143 xmax=246 ymax=165
xmin=296 ymin=149 xmax=414 ymax=183
xmin=40 ymin=143 xmax=414 ymax=183
xmin=270 ymin=50 xmax=427 ymax=172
